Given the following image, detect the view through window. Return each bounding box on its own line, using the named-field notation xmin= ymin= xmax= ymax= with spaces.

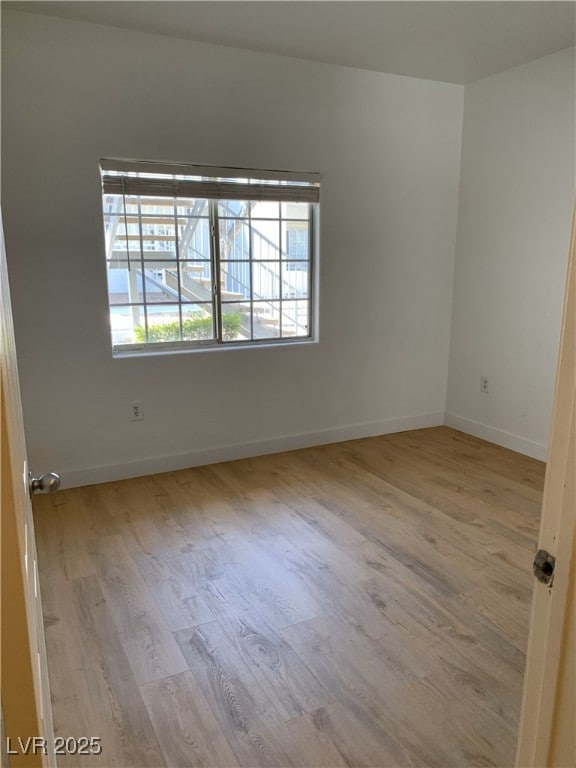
xmin=100 ymin=160 xmax=320 ymax=353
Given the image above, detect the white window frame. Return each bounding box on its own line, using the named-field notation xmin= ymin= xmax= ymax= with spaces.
xmin=100 ymin=159 xmax=320 ymax=355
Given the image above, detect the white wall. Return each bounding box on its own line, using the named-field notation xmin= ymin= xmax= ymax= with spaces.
xmin=446 ymin=47 xmax=576 ymax=460
xmin=1 ymin=11 xmax=463 ymax=486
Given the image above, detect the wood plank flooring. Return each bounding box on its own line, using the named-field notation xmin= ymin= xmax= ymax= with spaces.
xmin=32 ymin=427 xmax=545 ymax=768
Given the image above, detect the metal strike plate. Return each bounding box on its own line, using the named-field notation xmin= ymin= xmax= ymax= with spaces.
xmin=533 ymin=549 xmax=556 ymax=586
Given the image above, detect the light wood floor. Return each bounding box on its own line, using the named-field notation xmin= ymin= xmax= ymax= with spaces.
xmin=33 ymin=427 xmax=545 ymax=768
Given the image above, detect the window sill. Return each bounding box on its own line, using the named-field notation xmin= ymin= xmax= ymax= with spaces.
xmin=112 ymin=337 xmax=318 ymax=359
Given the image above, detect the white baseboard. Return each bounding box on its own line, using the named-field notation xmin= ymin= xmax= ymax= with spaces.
xmin=61 ymin=411 xmax=445 ymax=488
xmin=444 ymin=412 xmax=548 ymax=462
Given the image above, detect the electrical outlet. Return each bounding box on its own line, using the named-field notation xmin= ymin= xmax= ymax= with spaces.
xmin=129 ymin=400 xmax=144 ymax=421
xmin=480 ymin=376 xmax=490 ymax=394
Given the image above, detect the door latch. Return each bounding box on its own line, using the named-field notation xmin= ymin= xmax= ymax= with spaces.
xmin=533 ymin=549 xmax=556 ymax=586
xmin=28 ymin=471 xmax=61 ymax=496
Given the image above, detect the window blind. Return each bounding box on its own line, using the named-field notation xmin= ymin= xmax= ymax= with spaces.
xmin=100 ymin=159 xmax=320 ymax=203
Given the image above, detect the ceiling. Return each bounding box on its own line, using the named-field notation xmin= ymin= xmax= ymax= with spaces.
xmin=5 ymin=1 xmax=576 ymax=84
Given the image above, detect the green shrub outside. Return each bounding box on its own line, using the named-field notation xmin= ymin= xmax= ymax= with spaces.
xmin=135 ymin=312 xmax=242 ymax=343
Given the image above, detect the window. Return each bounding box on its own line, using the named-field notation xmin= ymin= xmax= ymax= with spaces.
xmin=100 ymin=159 xmax=319 ymax=353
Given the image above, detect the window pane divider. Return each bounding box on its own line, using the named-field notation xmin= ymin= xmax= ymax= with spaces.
xmin=279 ymin=205 xmax=283 ymax=337
xmin=137 ymin=197 xmax=149 ymax=342
xmin=249 ymin=202 xmax=254 ymax=340
xmin=308 ymin=203 xmax=314 ymax=337
xmin=210 ymin=200 xmax=223 ymax=343
xmin=172 ymin=198 xmax=184 ymax=340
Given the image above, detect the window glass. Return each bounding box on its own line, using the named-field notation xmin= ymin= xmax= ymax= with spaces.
xmin=101 ymin=163 xmax=317 ymax=352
